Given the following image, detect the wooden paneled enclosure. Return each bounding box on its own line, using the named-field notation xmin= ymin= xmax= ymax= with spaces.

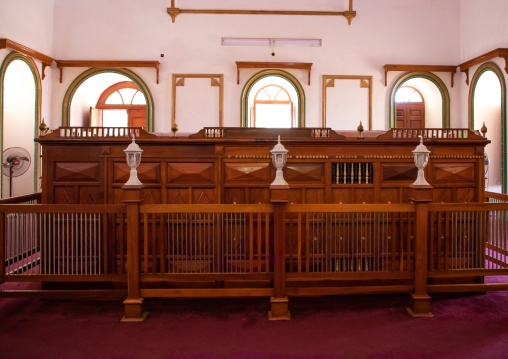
xmin=3 ymin=127 xmax=508 ymax=320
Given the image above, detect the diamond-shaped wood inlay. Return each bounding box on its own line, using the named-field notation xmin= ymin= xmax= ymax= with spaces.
xmin=167 ymin=163 xmax=214 ymax=184
xmin=382 ymin=165 xmax=418 ymax=182
xmin=225 ymin=163 xmax=269 ymax=183
xmin=113 ymin=162 xmax=160 ymax=183
xmin=285 ymin=163 xmax=324 ymax=182
xmin=55 ymin=162 xmax=99 ymax=182
xmin=434 ymin=164 xmax=474 ymax=183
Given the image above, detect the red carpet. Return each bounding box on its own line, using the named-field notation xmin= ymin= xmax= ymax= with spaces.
xmin=1 ymin=282 xmax=508 ymax=358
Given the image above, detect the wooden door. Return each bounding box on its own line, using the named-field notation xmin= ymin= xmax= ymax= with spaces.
xmin=396 ymin=103 xmax=425 ymax=128
xmin=127 ymin=109 xmax=146 ymax=129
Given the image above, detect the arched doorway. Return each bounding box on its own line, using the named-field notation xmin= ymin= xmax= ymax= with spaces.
xmin=62 ymin=68 xmax=154 ymax=131
xmin=94 ymin=81 xmax=147 ymax=128
xmin=395 ymin=86 xmax=425 ymax=128
xmin=0 ymin=52 xmax=41 ymax=198
xmin=241 ymin=70 xmax=305 ymax=127
xmin=389 ymin=72 xmax=450 ymax=128
xmin=469 ymin=62 xmax=507 ymax=193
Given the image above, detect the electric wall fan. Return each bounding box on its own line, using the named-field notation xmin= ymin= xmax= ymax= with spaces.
xmin=2 ymin=147 xmax=31 ymax=197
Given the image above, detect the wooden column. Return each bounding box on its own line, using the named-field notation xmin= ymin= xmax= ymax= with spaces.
xmin=121 ymin=184 xmax=148 ymax=322
xmin=0 ymin=212 xmax=4 ymax=277
xmin=407 ymin=184 xmax=433 ymax=317
xmin=269 ymin=185 xmax=291 ymax=320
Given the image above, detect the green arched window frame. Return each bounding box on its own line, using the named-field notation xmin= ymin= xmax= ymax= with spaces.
xmin=468 ymin=62 xmax=507 ymax=193
xmin=0 ymin=51 xmax=42 ymax=195
xmin=62 ymin=68 xmax=155 ymax=131
xmin=241 ymin=69 xmax=305 ymax=127
xmin=389 ymin=72 xmax=450 ymax=129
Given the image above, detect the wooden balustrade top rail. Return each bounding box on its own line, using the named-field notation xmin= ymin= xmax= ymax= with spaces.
xmin=140 ymin=204 xmax=274 ymax=214
xmin=0 ymin=193 xmax=41 ymax=204
xmin=485 ymin=191 xmax=508 ymax=202
xmin=377 ymin=128 xmax=484 ymax=140
xmin=285 ymin=203 xmax=415 ymax=213
xmin=428 ymin=202 xmax=508 ymax=211
xmin=0 ymin=204 xmax=126 ymax=214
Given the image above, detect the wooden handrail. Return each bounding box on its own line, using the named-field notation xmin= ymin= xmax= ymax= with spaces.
xmin=484 ymin=191 xmax=508 ymax=202
xmin=0 ymin=193 xmax=41 ymax=204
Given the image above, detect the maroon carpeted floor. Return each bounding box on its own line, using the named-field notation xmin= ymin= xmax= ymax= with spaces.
xmin=1 ymin=281 xmax=508 ymax=359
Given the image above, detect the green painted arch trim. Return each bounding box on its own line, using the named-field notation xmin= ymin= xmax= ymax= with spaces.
xmin=389 ymin=72 xmax=450 ymax=129
xmin=62 ymin=68 xmax=155 ymax=132
xmin=0 ymin=51 xmax=42 ymax=196
xmin=240 ymin=69 xmax=306 ymax=127
xmin=468 ymin=62 xmax=507 ymax=193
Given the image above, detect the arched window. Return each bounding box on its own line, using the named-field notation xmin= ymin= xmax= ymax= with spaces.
xmin=395 ymin=86 xmax=423 ymax=103
xmin=241 ymin=70 xmax=305 ymax=127
xmin=252 ymin=84 xmax=293 ymax=127
xmin=94 ymin=81 xmax=147 ymax=128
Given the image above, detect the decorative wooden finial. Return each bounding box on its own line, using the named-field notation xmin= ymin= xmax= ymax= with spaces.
xmin=39 ymin=118 xmax=48 ymax=135
xmin=357 ymin=121 xmax=364 ymax=139
xmin=481 ymin=122 xmax=487 ymax=138
xmin=171 ymin=123 xmax=179 ymax=137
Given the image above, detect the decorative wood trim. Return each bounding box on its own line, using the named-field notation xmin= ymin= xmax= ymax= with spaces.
xmin=0 ymin=39 xmax=54 ymax=80
xmin=236 ymin=62 xmax=313 ymax=85
xmin=167 ymin=0 xmax=356 ymax=25
xmin=459 ymin=48 xmax=508 ymax=85
xmin=384 ymin=65 xmax=457 ymax=87
xmin=171 ymin=74 xmax=224 ymax=129
xmin=322 ymin=75 xmax=372 ymax=130
xmin=55 ymin=60 xmax=160 ymax=84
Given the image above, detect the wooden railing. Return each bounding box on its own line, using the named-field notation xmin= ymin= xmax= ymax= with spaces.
xmin=485 ymin=191 xmax=508 ymax=203
xmin=2 ymin=193 xmax=508 ymax=318
xmin=0 ymin=192 xmax=42 ymax=204
xmin=379 ymin=128 xmax=482 ymax=140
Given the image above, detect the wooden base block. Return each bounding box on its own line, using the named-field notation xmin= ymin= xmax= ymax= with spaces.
xmin=407 ymin=293 xmax=433 ymax=317
xmin=121 ymin=311 xmax=149 ymax=322
xmin=122 ymin=298 xmax=148 ymax=321
xmin=268 ymin=297 xmax=290 ymax=320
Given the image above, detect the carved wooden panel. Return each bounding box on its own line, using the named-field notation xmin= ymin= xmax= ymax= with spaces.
xmin=193 ymin=189 xmax=215 ymax=204
xmin=332 ymin=189 xmax=352 ymax=204
xmin=305 ymin=189 xmax=325 ymax=204
xmin=113 ymin=162 xmax=160 ymax=184
xmin=455 ymin=187 xmax=475 ymax=203
xmin=380 ymin=188 xmax=399 ymax=204
xmin=167 ymin=163 xmax=214 ymax=184
xmin=167 ymin=189 xmax=189 ymax=204
xmin=112 ymin=188 xmax=161 ymax=205
xmin=224 ymin=163 xmax=270 ymax=183
xmin=248 ymin=188 xmax=270 ymax=204
xmin=224 ymin=188 xmax=246 ymax=204
xmin=433 ymin=164 xmax=475 ymax=184
xmin=55 ymin=187 xmax=77 ymax=204
xmin=285 ymin=163 xmax=324 ymax=182
xmin=433 ymin=188 xmax=452 ymax=203
xmin=381 ymin=164 xmax=417 ymax=183
xmin=54 ymin=162 xmax=100 ymax=182
xmin=79 ymin=187 xmax=102 ymax=204
xmin=354 ymin=189 xmax=375 ymax=204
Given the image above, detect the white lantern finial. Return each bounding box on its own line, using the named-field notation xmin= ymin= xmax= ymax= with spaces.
xmin=270 ymin=135 xmax=289 ymax=187
xmin=123 ymin=134 xmax=143 ymax=186
xmin=412 ymin=135 xmax=431 ymax=186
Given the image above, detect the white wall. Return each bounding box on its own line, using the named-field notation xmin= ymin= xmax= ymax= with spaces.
xmin=49 ymin=0 xmax=462 ymax=132
xmin=2 ymin=60 xmax=36 ymax=197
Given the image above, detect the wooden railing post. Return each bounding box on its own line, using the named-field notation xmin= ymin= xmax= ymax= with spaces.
xmin=269 ymin=186 xmax=291 ymax=320
xmin=121 ymin=185 xmax=148 ymax=322
xmin=407 ymin=184 xmax=433 ymax=317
